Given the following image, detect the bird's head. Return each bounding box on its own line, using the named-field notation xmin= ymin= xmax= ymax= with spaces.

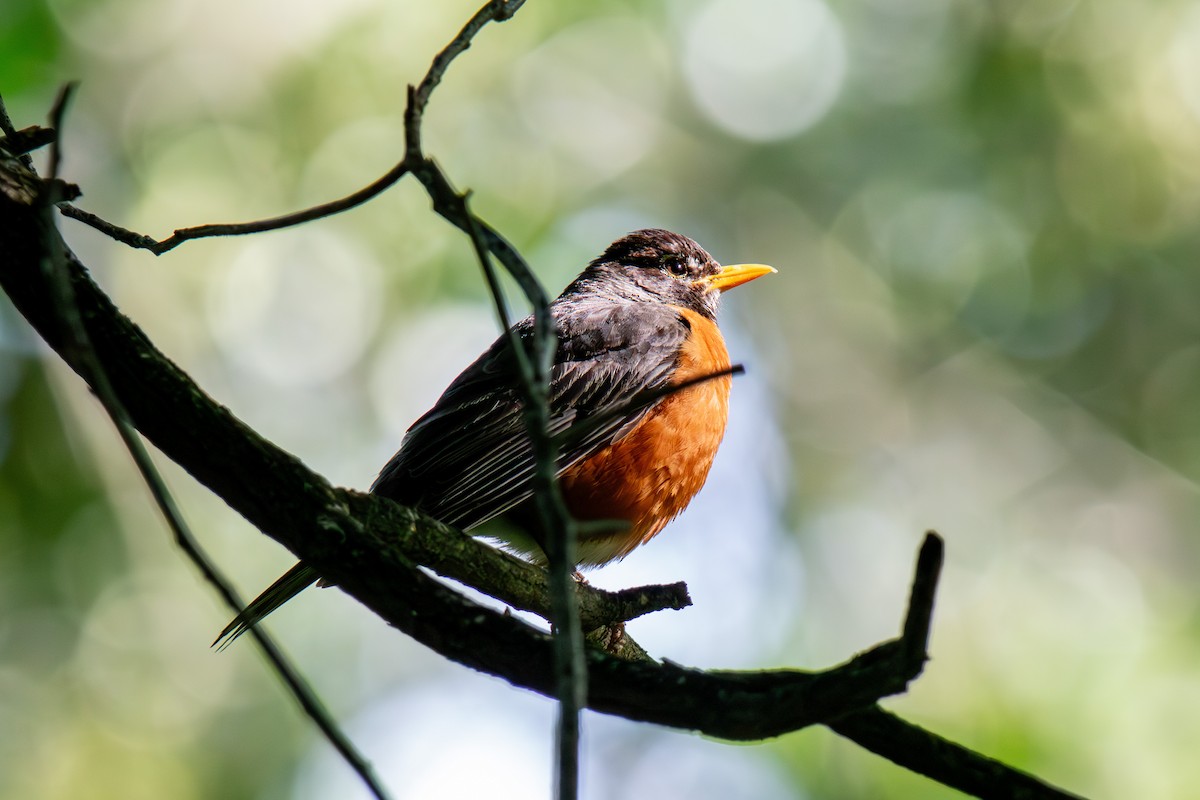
xmin=572 ymin=229 xmax=774 ymax=319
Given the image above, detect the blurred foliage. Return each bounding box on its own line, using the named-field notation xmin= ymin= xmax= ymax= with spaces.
xmin=4 ymin=0 xmax=1200 ymax=798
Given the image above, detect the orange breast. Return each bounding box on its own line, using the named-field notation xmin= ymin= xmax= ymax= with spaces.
xmin=560 ymin=308 xmax=731 ymax=567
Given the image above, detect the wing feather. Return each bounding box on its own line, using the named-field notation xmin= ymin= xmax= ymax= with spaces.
xmin=370 ymin=301 xmax=690 ymax=531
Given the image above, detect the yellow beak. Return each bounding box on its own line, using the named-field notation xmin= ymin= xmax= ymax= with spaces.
xmin=698 ymin=263 xmax=777 ymax=293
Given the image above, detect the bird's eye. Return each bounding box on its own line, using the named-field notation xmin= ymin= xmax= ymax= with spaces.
xmin=663 ymin=258 xmax=688 ymax=277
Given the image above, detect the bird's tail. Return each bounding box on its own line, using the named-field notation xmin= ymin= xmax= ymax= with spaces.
xmin=213 ymin=562 xmax=320 ymax=650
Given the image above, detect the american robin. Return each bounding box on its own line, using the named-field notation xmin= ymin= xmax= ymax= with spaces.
xmin=217 ymin=229 xmax=773 ymax=645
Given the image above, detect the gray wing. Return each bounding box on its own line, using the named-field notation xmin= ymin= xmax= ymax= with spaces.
xmin=370 ymin=301 xmax=690 ymax=531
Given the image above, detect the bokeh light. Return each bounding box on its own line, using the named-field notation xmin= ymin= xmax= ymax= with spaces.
xmin=681 ymin=0 xmax=846 ymax=140
xmin=514 ymin=17 xmax=668 ymax=181
xmin=3 ymin=0 xmax=1200 ymax=798
xmin=206 ymin=230 xmax=384 ymax=387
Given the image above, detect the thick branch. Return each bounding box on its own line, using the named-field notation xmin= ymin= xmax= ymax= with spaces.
xmin=0 ymin=123 xmax=1086 ymax=796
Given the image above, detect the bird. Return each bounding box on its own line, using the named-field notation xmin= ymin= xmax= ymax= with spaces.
xmin=215 ymin=229 xmax=773 ymax=646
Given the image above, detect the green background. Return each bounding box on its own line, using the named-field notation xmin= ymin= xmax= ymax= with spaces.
xmin=3 ymin=0 xmax=1199 ymax=797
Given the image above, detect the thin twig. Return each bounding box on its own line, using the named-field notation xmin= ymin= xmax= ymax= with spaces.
xmin=402 ymin=14 xmax=585 ymax=782
xmin=446 ymin=175 xmax=584 ymax=800
xmin=59 ymin=160 xmax=411 ymax=254
xmin=457 ymin=190 xmax=535 ymax=387
xmin=52 ymin=0 xmax=527 ymax=255
xmin=407 ymin=0 xmax=527 ymax=157
xmin=46 ymin=84 xmax=76 ymax=182
xmin=36 ymin=87 xmax=395 ymax=800
xmin=0 ymin=95 xmax=17 ymax=137
xmin=825 ymin=534 xmax=1083 ymax=798
xmin=58 ymin=203 xmax=162 ymax=249
xmin=901 ymin=532 xmax=943 ymax=660
xmin=400 ymin=5 xmax=583 ymax=786
xmin=524 ymin=277 xmax=583 ymax=800
xmin=0 ymin=94 xmax=21 ymax=137
xmin=825 ymin=534 xmax=1081 ymax=797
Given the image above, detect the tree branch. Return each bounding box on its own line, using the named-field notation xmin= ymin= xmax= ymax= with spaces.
xmin=3 ymin=156 xmax=927 ymax=738
xmin=60 ymin=161 xmax=411 ymax=254
xmin=0 ymin=134 xmax=1088 ymax=797
xmin=828 ymin=708 xmax=1084 ymax=800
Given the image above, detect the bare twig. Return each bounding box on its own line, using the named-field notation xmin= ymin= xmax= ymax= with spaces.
xmin=581 ymin=581 xmax=691 ymax=628
xmin=400 ymin=8 xmax=585 ymax=784
xmin=444 ymin=144 xmax=584 ymax=800
xmin=407 ymin=0 xmax=527 ymax=157
xmin=821 ymin=533 xmax=1081 ymax=800
xmin=456 ymin=189 xmax=535 ymax=386
xmin=52 ymin=0 xmax=527 ymax=258
xmin=57 ymin=203 xmax=164 ymax=249
xmin=60 ymin=160 xmax=411 ymax=254
xmin=46 ymin=84 xmax=76 ymax=182
xmin=901 ymin=532 xmax=943 ymax=660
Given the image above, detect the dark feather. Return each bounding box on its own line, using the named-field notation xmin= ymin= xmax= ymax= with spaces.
xmin=370 ymin=300 xmax=690 ymax=531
